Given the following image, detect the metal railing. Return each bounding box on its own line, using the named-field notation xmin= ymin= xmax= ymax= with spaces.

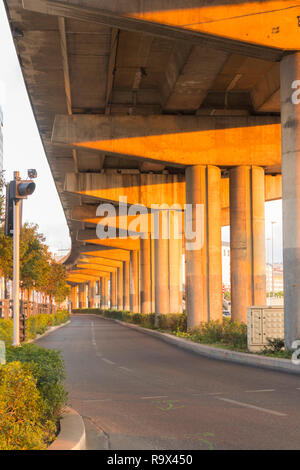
xmin=0 ymin=299 xmax=57 ymax=319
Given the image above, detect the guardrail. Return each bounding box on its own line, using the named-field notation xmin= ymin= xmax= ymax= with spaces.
xmin=0 ymin=299 xmax=57 ymax=319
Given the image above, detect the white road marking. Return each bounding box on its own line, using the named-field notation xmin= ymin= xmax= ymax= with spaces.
xmin=141 ymin=396 xmax=168 ymax=400
xmin=96 ymin=352 xmax=102 ymax=357
xmin=102 ymin=358 xmax=116 ymax=365
xmin=216 ymin=397 xmax=287 ymax=417
xmin=192 ymin=392 xmax=223 ymax=396
xmin=119 ymin=366 xmax=133 ymax=372
xmin=82 ymin=398 xmax=112 ymax=402
xmin=91 ymin=321 xmax=97 ymax=348
xmin=244 ymin=389 xmax=275 ymax=393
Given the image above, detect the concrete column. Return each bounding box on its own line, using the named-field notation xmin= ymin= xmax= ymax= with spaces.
xmin=130 ymin=250 xmax=139 ymax=312
xmin=230 ymin=166 xmax=266 ymax=323
xmin=79 ymin=283 xmax=85 ymax=309
xmin=154 ymin=210 xmax=169 ymax=315
xmin=88 ymin=281 xmax=96 ymax=308
xmin=84 ymin=283 xmax=89 ymax=308
xmin=185 ymin=165 xmax=222 ymax=328
xmin=151 ymin=236 xmax=155 ymax=312
xmin=140 ymin=238 xmax=152 ymax=314
xmin=71 ymin=286 xmax=78 ymax=310
xmin=100 ymin=278 xmax=104 ymax=308
xmin=110 ymin=272 xmax=117 ymax=309
xmin=169 ymin=211 xmax=183 ymax=313
xmin=281 ymin=53 xmax=300 ymax=348
xmin=123 ymin=260 xmax=130 ymax=311
xmin=117 ymin=266 xmax=124 ymax=310
xmin=101 ymin=277 xmax=108 ymax=309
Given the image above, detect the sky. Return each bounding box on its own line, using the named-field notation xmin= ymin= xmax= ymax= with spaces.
xmin=0 ymin=0 xmax=283 ymax=263
xmin=0 ymin=0 xmax=70 ymax=255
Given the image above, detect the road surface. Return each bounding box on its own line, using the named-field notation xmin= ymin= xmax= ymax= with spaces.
xmin=37 ymin=315 xmax=300 ymax=450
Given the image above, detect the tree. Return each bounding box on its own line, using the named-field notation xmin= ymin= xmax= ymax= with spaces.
xmin=0 ymin=223 xmax=51 ymax=291
xmin=0 ymin=175 xmax=70 ymax=303
xmin=45 ymin=262 xmax=70 ymax=304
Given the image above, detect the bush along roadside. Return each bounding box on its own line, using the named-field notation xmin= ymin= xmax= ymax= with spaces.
xmin=74 ymin=308 xmax=294 ymax=359
xmin=0 ymin=309 xmax=70 ymax=346
xmin=73 ymin=308 xmax=246 ymax=349
xmin=72 ymin=308 xmax=266 ymax=354
xmin=0 ymin=344 xmax=68 ymax=450
xmin=73 ymin=308 xmax=187 ymax=332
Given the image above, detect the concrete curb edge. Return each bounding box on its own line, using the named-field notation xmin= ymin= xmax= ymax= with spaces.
xmin=28 ymin=320 xmax=71 ymax=344
xmin=48 ymin=406 xmax=86 ymax=450
xmin=72 ymin=313 xmax=300 ymax=376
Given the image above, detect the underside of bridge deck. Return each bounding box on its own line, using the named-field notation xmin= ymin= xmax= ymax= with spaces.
xmin=4 ymin=0 xmax=300 ymax=347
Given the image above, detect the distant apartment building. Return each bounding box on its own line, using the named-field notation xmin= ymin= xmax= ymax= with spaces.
xmin=222 ymin=241 xmax=230 ymax=289
xmin=266 ymin=263 xmax=284 ymax=293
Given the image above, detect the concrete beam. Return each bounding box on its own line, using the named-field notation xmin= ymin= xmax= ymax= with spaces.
xmin=65 ymin=172 xmax=185 ymax=207
xmin=78 ymin=256 xmax=123 ymax=268
xmin=69 ymin=268 xmax=112 ymax=277
xmin=53 ymin=114 xmax=281 ymax=167
xmin=163 ymin=45 xmax=228 ymax=112
xmin=251 ymin=63 xmax=280 ymax=112
xmin=71 ymin=174 xmax=282 ymax=229
xmin=67 ymin=272 xmax=104 ymax=281
xmin=77 ymin=230 xmax=140 ymax=251
xmin=22 ymin=0 xmax=286 ymax=60
xmin=77 ymin=264 xmax=117 ymax=273
xmin=81 ymin=248 xmax=131 ymax=262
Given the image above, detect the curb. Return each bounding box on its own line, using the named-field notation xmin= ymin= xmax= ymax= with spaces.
xmin=27 ymin=320 xmax=71 ymax=343
xmin=73 ymin=313 xmax=300 ymax=376
xmin=48 ymin=406 xmax=86 ymax=450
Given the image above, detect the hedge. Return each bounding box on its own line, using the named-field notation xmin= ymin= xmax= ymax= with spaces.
xmin=73 ymin=308 xmax=247 ymax=351
xmin=73 ymin=308 xmax=187 ymax=332
xmin=0 ymin=309 xmax=70 ymax=345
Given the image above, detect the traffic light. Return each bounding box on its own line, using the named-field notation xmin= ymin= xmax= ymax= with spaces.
xmin=10 ymin=179 xmax=36 ymax=200
xmin=4 ymin=176 xmax=36 ymax=237
xmin=19 ymin=312 xmax=27 ymax=343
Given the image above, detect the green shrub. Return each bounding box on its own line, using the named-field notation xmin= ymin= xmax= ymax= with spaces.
xmin=72 ymin=308 xmax=187 ymax=332
xmin=262 ymin=337 xmax=285 ymax=354
xmin=6 ymin=343 xmax=67 ymax=421
xmin=157 ymin=313 xmax=187 ymax=332
xmin=52 ymin=309 xmax=69 ymax=325
xmin=180 ymin=318 xmax=247 ymax=350
xmin=0 ymin=319 xmax=13 ymax=346
xmin=0 ymin=361 xmax=56 ymax=450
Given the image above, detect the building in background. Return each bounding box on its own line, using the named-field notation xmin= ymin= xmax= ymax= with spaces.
xmin=222 ymin=241 xmax=230 ymax=290
xmin=266 ymin=263 xmax=284 ymax=293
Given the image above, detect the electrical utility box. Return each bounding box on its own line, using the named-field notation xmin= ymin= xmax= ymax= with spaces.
xmin=247 ymin=306 xmax=284 ymax=352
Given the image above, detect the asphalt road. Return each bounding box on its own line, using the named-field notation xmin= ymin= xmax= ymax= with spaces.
xmin=37 ymin=315 xmax=300 ymax=450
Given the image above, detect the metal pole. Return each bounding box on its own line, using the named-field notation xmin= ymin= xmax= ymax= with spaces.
xmin=13 ymin=197 xmax=20 ymax=346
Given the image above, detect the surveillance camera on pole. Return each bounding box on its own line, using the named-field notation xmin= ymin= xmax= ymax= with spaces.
xmin=4 ymin=170 xmax=37 ymax=346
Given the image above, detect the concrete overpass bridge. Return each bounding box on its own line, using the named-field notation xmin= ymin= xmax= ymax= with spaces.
xmin=4 ymin=0 xmax=300 ymax=347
